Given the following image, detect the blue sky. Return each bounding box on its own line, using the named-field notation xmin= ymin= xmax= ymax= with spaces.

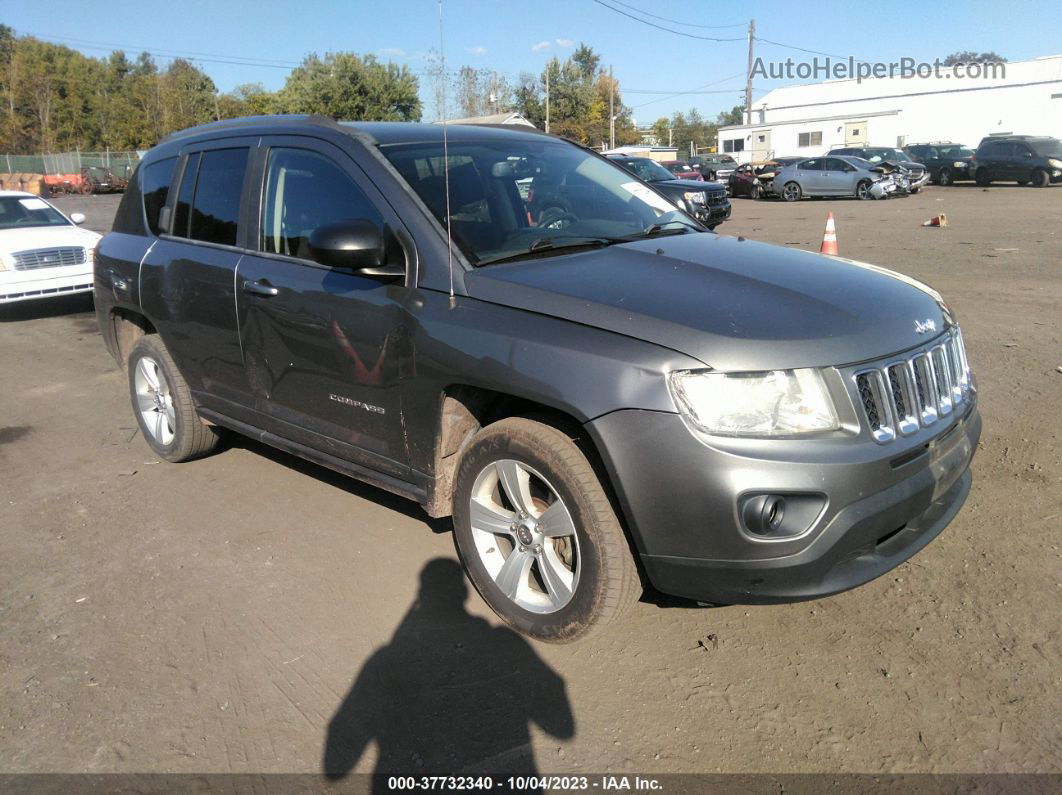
xmin=6 ymin=0 xmax=1062 ymax=124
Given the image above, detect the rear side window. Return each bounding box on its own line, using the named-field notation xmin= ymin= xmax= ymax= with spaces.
xmin=142 ymin=157 xmax=177 ymax=235
xmin=189 ymin=148 xmax=248 ymax=246
xmin=260 ymin=147 xmax=382 ymax=259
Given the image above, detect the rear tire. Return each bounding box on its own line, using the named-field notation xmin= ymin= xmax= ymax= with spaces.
xmin=1031 ymin=168 xmax=1050 ymax=188
xmin=128 ymin=336 xmax=220 ymax=463
xmin=750 ymin=184 xmax=763 ymax=200
xmin=975 ymin=168 xmax=991 ymax=187
xmin=451 ymin=418 xmax=639 ymax=643
xmin=781 ymin=181 xmax=802 ymax=202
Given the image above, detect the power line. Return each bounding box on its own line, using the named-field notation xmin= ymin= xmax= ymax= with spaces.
xmin=630 ymin=72 xmax=746 ymax=109
xmin=755 ymin=37 xmax=873 ymax=65
xmin=590 ymin=0 xmax=745 ymax=42
xmin=605 ymin=0 xmax=745 ymax=28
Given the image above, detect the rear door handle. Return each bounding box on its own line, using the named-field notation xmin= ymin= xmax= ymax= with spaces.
xmin=242 ymin=279 xmax=279 ymax=297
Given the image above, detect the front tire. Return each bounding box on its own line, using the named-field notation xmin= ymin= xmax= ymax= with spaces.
xmin=937 ymin=168 xmax=952 ymax=186
xmin=128 ymin=336 xmax=220 ymax=463
xmin=781 ymin=181 xmax=802 ymax=202
xmin=1031 ymin=168 xmax=1050 ymax=188
xmin=856 ymin=180 xmax=872 ymax=200
xmin=451 ymin=418 xmax=639 ymax=642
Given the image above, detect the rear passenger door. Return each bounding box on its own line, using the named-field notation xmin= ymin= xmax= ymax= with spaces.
xmin=234 ymin=137 xmax=413 ymax=478
xmin=795 ymin=159 xmax=824 ymax=194
xmin=139 ymin=139 xmax=257 ymax=420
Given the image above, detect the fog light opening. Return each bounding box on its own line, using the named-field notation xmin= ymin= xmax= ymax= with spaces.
xmin=739 ymin=492 xmax=826 ymax=541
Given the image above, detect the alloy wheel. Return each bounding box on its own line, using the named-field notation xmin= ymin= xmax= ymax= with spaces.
xmin=468 ymin=459 xmax=580 ymax=614
xmin=133 ymin=356 xmax=176 ymax=446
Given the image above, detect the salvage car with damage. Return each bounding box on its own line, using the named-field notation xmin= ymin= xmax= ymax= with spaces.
xmin=95 ymin=116 xmax=980 ymax=642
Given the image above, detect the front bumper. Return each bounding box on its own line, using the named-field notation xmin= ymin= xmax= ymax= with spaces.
xmin=693 ymin=200 xmax=732 ymax=225
xmin=585 ymin=397 xmax=980 ymax=604
xmin=908 ymin=171 xmax=931 ymax=189
xmin=0 ymin=265 xmax=95 ymax=304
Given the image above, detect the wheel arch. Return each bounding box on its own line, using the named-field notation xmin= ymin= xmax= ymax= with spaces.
xmin=424 ymin=384 xmax=635 ymax=552
xmin=110 ymin=308 xmax=157 ymax=370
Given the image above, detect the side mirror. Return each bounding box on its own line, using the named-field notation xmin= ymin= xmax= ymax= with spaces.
xmin=1024 ymin=151 xmax=1033 ymax=158
xmin=308 ymin=220 xmax=402 ymax=277
xmin=70 ymin=212 xmax=86 ymax=225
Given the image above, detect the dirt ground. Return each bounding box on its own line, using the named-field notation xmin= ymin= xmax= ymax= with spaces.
xmin=1 ymin=187 xmax=1059 ymax=779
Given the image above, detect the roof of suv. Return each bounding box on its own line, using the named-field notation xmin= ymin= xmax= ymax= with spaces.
xmin=160 ymin=114 xmax=550 ymax=147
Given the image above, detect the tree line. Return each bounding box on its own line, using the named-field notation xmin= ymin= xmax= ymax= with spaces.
xmin=1 ymin=25 xmax=737 ymax=156
xmin=0 ymin=26 xmax=422 ymax=154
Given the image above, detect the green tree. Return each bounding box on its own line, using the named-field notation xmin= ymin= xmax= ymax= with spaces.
xmin=942 ymin=51 xmax=1007 ymax=66
xmin=716 ymin=105 xmax=744 ymax=126
xmin=277 ymin=52 xmax=421 ymax=121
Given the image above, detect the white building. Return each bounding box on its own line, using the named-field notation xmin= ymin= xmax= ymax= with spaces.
xmin=719 ymin=54 xmax=1062 ymax=161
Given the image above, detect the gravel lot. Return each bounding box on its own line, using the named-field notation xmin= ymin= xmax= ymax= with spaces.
xmin=1 ymin=187 xmax=1059 ymax=778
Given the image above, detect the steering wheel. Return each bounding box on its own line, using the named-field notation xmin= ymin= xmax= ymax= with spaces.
xmin=537 ymin=207 xmax=579 ymax=230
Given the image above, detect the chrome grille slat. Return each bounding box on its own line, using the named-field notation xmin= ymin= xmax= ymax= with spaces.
xmin=11 ymin=246 xmax=87 ymax=271
xmin=852 ymin=328 xmax=971 ymax=444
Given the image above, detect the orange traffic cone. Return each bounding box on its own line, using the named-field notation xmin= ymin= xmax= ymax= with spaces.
xmin=921 ymin=213 xmax=948 ymax=227
xmin=820 ymin=212 xmax=838 ymax=255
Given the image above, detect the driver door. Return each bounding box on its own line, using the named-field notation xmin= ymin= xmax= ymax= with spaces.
xmin=235 ymin=137 xmax=413 ymax=478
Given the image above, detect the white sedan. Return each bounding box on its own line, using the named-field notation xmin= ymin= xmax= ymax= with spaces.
xmin=0 ymin=191 xmax=102 ymax=304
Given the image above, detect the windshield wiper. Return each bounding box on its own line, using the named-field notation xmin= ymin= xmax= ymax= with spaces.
xmin=476 ymin=236 xmax=624 ymax=266
xmin=638 ymin=221 xmax=700 ymax=237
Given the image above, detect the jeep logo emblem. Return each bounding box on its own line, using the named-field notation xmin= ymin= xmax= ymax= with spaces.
xmin=914 ymin=318 xmax=936 ymax=334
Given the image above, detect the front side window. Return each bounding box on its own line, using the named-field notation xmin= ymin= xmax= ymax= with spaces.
xmin=188 ymin=148 xmax=248 ymax=246
xmin=260 ymin=148 xmax=383 ymax=259
xmin=1030 ymin=138 xmax=1062 ymax=157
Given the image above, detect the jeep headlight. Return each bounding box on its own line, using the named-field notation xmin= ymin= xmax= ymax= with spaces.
xmin=683 ymin=190 xmax=706 ymax=204
xmin=669 ymin=368 xmax=839 ymax=436
xmin=1048 ymin=158 xmax=1062 ymax=169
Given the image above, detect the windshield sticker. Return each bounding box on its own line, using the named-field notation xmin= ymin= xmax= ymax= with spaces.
xmin=18 ymin=198 xmax=50 ymax=211
xmin=620 ymin=182 xmax=675 ymax=213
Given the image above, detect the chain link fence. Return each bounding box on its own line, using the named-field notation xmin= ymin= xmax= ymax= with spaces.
xmin=0 ymin=151 xmax=141 ymax=178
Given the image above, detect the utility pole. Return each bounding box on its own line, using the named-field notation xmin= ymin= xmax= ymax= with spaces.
xmin=608 ymin=65 xmax=615 ymax=149
xmin=545 ymin=66 xmax=550 ymax=134
xmin=745 ymin=19 xmax=755 ymax=125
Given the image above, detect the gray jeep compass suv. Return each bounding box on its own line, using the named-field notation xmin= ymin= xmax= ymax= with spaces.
xmin=95 ymin=116 xmax=980 ymax=642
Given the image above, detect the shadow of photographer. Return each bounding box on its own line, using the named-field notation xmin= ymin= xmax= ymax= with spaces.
xmin=323 ymin=558 xmax=574 ymax=789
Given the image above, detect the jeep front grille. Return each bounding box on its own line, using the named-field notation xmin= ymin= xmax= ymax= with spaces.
xmin=852 ymin=328 xmax=971 ymax=443
xmin=11 ymin=246 xmax=87 ymax=270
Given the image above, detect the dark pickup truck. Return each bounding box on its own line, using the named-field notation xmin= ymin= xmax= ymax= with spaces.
xmin=95 ymin=116 xmax=980 ymax=641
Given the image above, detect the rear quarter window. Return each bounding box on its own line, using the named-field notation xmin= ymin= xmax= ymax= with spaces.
xmin=142 ymin=157 xmax=177 ymax=236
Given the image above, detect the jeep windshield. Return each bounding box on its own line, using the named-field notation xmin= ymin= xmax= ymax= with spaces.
xmin=381 ymin=139 xmax=701 ymax=266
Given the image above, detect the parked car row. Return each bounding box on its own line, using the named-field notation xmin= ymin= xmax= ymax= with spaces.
xmin=900 ymin=136 xmax=1061 ymax=187
xmin=722 ymin=133 xmax=1062 ymax=202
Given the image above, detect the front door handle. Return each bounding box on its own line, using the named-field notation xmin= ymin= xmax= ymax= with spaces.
xmin=242 ymin=279 xmax=279 ymax=297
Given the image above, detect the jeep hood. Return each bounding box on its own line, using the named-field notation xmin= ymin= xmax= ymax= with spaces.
xmin=464 ymin=233 xmax=953 ymax=371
